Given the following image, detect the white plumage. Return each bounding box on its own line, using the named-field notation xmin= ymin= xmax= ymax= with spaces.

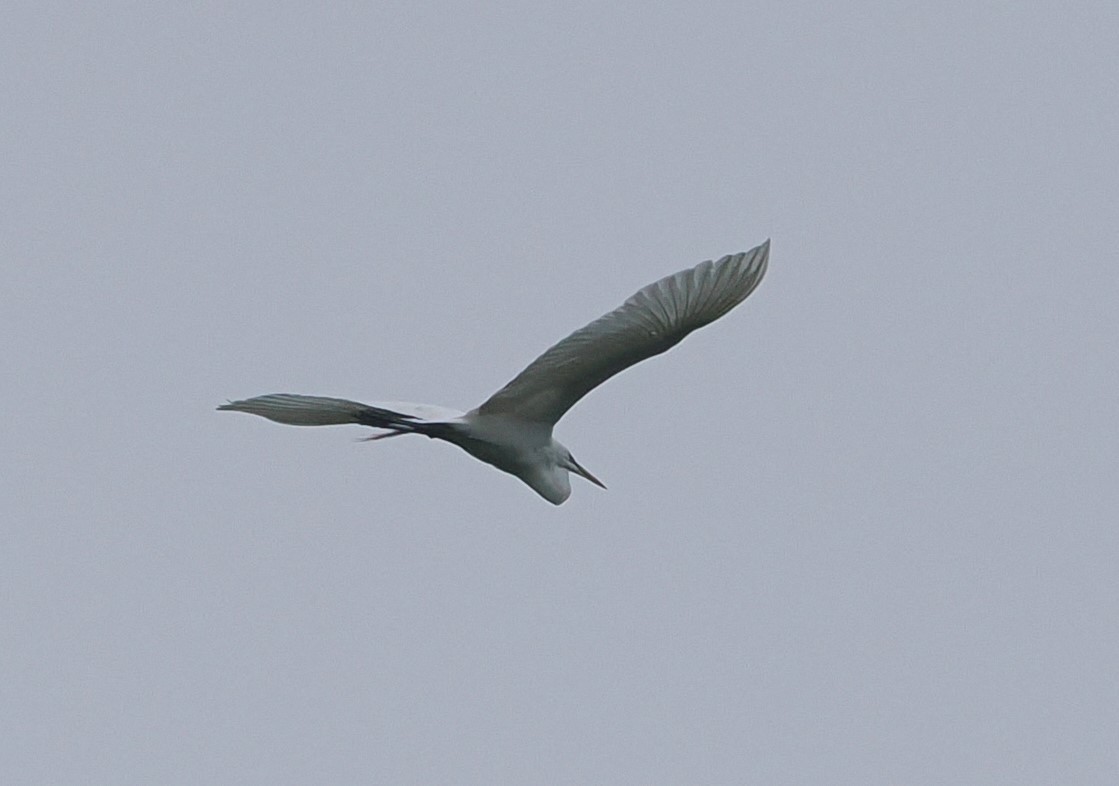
xmin=220 ymin=240 xmax=769 ymax=504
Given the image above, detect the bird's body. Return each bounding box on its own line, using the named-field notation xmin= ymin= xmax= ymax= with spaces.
xmin=452 ymin=413 xmax=582 ymax=505
xmin=220 ymin=240 xmax=769 ymax=504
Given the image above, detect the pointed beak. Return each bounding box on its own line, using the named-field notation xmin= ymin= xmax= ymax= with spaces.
xmin=569 ymin=456 xmax=607 ymax=489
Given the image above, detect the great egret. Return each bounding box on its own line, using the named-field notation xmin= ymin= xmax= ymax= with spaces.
xmin=219 ymin=240 xmax=769 ymax=504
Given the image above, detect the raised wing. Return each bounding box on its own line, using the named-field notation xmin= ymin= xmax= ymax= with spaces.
xmin=477 ymin=240 xmax=769 ymax=424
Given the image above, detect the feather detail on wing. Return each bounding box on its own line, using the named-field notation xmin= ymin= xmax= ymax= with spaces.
xmin=477 ymin=239 xmax=769 ymax=424
xmin=217 ymin=393 xmax=463 ymax=434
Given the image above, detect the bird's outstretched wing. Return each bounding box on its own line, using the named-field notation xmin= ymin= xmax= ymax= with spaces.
xmin=477 ymin=240 xmax=769 ymax=424
xmin=217 ymin=394 xmax=462 ymax=436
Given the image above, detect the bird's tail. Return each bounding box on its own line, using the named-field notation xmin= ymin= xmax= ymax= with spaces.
xmin=217 ymin=394 xmax=461 ymax=439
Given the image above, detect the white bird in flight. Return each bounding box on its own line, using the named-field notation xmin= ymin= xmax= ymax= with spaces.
xmin=220 ymin=240 xmax=769 ymax=504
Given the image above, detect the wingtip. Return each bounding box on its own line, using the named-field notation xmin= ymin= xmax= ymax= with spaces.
xmin=749 ymin=238 xmax=770 ymax=274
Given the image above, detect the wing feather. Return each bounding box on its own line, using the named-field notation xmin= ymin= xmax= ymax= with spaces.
xmin=217 ymin=394 xmax=462 ymax=428
xmin=477 ymin=240 xmax=769 ymax=423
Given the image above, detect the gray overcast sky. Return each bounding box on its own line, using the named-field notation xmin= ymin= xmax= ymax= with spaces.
xmin=3 ymin=3 xmax=1117 ymax=783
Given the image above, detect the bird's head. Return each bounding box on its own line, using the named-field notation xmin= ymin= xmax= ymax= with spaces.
xmin=519 ymin=442 xmax=607 ymax=505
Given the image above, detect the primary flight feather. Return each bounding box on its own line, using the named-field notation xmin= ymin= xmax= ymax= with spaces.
xmin=220 ymin=240 xmax=769 ymax=504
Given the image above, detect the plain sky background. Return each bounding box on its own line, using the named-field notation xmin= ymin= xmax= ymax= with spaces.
xmin=3 ymin=3 xmax=1117 ymax=783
